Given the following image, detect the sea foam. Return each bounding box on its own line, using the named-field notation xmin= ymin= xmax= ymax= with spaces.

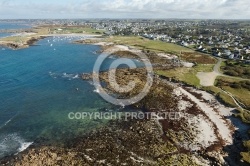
xmin=0 ymin=133 xmax=33 ymax=158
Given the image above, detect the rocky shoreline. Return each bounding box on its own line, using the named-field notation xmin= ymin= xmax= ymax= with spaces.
xmin=80 ymin=41 xmax=249 ymax=165
xmin=1 ymin=38 xmax=249 ymax=165
xmin=1 ymin=71 xmax=240 ymax=165
xmin=0 ymin=33 xmax=101 ymax=50
xmin=0 ymin=36 xmax=47 ymax=49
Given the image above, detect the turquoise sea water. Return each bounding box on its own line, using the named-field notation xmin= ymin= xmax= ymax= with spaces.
xmin=0 ymin=36 xmax=142 ymax=158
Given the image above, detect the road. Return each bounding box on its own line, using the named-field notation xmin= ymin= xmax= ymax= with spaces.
xmin=213 ymin=58 xmax=222 ymax=74
xmin=213 ymin=58 xmax=250 ymax=81
xmin=197 ymin=58 xmax=250 ymax=87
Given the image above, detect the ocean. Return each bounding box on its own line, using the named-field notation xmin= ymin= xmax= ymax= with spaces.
xmin=0 ymin=21 xmax=31 ymax=38
xmin=0 ymin=35 xmax=142 ymax=158
xmin=0 ymin=33 xmax=11 ymax=38
xmin=0 ymin=21 xmax=31 ymax=30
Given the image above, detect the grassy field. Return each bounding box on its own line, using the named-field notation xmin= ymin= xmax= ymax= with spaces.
xmin=102 ymin=36 xmax=216 ymax=63
xmin=222 ymin=86 xmax=250 ymax=108
xmin=156 ymin=67 xmax=200 ymax=87
xmin=215 ymin=76 xmax=250 ymax=108
xmin=104 ymin=36 xmax=193 ymax=54
xmin=51 ymin=27 xmax=105 ymax=34
xmin=201 ymin=86 xmax=237 ymax=107
xmin=156 ymin=68 xmax=239 ymax=107
xmin=156 ymin=64 xmax=215 ymax=87
xmin=193 ymin=64 xmax=215 ymax=72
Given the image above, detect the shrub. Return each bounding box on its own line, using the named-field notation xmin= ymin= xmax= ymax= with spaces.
xmin=231 ymin=83 xmax=241 ymax=89
xmin=240 ymin=81 xmax=250 ymax=90
xmin=243 ymin=112 xmax=250 ymax=122
xmin=244 ymin=69 xmax=250 ymax=76
xmin=235 ymin=68 xmax=244 ymax=74
xmin=242 ymin=84 xmax=250 ymax=90
xmin=241 ymin=152 xmax=250 ymax=163
xmin=244 ymin=140 xmax=250 ymax=150
xmin=225 ymin=70 xmax=239 ymax=76
xmin=241 ymin=140 xmax=250 ymax=163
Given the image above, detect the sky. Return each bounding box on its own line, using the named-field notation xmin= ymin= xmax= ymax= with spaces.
xmin=0 ymin=0 xmax=250 ymax=19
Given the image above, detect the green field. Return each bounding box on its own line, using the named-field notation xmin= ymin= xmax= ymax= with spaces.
xmin=156 ymin=68 xmax=200 ymax=87
xmin=51 ymin=27 xmax=105 ymax=34
xmin=215 ymin=76 xmax=250 ymax=108
xmin=156 ymin=64 xmax=215 ymax=87
xmin=193 ymin=64 xmax=215 ymax=72
xmin=104 ymin=36 xmax=193 ymax=54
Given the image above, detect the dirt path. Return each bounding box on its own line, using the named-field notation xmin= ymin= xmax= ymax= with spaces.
xmin=196 ymin=71 xmax=219 ymax=86
xmin=197 ymin=58 xmax=250 ymax=86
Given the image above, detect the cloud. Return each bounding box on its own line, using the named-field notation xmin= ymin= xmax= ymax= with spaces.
xmin=0 ymin=0 xmax=249 ymax=19
xmin=0 ymin=0 xmax=11 ymax=5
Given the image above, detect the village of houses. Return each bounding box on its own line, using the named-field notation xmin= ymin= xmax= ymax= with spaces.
xmin=88 ymin=19 xmax=250 ymax=63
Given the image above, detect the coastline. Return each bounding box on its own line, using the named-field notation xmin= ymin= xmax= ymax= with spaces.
xmin=0 ymin=33 xmax=102 ymax=50
xmin=1 ymin=35 xmax=249 ymax=165
xmin=2 ymin=69 xmax=245 ymax=165
xmin=80 ymin=40 xmax=250 ymax=165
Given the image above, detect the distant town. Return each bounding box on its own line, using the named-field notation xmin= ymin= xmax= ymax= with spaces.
xmin=1 ymin=19 xmax=250 ymax=63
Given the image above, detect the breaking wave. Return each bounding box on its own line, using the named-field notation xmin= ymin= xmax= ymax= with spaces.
xmin=0 ymin=133 xmax=33 ymax=158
